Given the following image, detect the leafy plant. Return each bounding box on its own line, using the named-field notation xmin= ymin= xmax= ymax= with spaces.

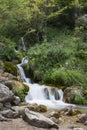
xmin=12 ymin=87 xmax=26 ymax=102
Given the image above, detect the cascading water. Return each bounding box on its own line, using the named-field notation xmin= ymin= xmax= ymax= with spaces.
xmin=17 ymin=57 xmax=73 ymax=109
xmin=21 ymin=37 xmax=26 ymax=51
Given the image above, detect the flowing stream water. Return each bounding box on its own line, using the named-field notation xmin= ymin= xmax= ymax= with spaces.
xmin=17 ymin=57 xmax=74 ymax=109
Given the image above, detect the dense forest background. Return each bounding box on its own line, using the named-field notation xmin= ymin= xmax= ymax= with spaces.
xmin=0 ymin=0 xmax=87 ymax=104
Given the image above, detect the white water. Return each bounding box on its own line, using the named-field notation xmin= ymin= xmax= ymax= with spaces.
xmin=17 ymin=57 xmax=74 ymax=109
xmin=21 ymin=37 xmax=26 ymax=51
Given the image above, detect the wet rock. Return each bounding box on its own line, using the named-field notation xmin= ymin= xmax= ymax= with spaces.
xmin=61 ymin=106 xmax=81 ymax=116
xmin=3 ymin=102 xmax=12 ymax=110
xmin=13 ymin=96 xmax=20 ymax=105
xmin=22 ymin=108 xmax=59 ymax=129
xmin=49 ymin=111 xmax=60 ymax=118
xmin=44 ymin=88 xmax=50 ymax=99
xmin=0 ymin=83 xmax=14 ymax=103
xmin=37 ymin=105 xmax=47 ymax=112
xmin=0 ymin=109 xmax=20 ymax=118
xmin=77 ymin=114 xmax=87 ymax=124
xmin=27 ymin=103 xmax=38 ymax=111
xmin=12 ymin=106 xmax=27 ymax=116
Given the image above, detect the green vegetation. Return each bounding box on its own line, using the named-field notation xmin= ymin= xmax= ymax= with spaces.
xmin=27 ymin=27 xmax=86 ymax=86
xmin=0 ymin=0 xmax=87 ymax=104
xmin=4 ymin=61 xmax=18 ymax=76
xmin=12 ymin=87 xmax=26 ymax=102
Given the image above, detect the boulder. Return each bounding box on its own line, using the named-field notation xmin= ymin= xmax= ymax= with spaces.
xmin=27 ymin=103 xmax=47 ymax=112
xmin=0 ymin=109 xmax=20 ymax=118
xmin=64 ymin=86 xmax=83 ymax=104
xmin=0 ymin=83 xmax=14 ymax=103
xmin=61 ymin=106 xmax=81 ymax=116
xmin=13 ymin=96 xmax=20 ymax=105
xmin=0 ymin=114 xmax=11 ymax=121
xmin=77 ymin=114 xmax=87 ymax=125
xmin=22 ymin=108 xmax=59 ymax=129
xmin=27 ymin=103 xmax=38 ymax=111
xmin=5 ymin=80 xmax=29 ymax=102
xmin=37 ymin=105 xmax=47 ymax=112
xmin=49 ymin=111 xmax=60 ymax=118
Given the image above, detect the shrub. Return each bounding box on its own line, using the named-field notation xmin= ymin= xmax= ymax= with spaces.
xmin=12 ymin=87 xmax=26 ymax=102
xmin=0 ymin=37 xmax=17 ymax=61
xmin=72 ymin=93 xmax=87 ymax=105
xmin=75 ymin=14 xmax=87 ymax=42
xmin=43 ymin=68 xmax=85 ymax=87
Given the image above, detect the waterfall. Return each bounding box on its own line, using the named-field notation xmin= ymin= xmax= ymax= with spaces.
xmin=21 ymin=37 xmax=26 ymax=51
xmin=17 ymin=57 xmax=73 ymax=109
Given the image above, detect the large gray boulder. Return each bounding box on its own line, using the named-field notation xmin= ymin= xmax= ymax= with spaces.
xmin=0 ymin=83 xmax=14 ymax=103
xmin=22 ymin=108 xmax=59 ymax=129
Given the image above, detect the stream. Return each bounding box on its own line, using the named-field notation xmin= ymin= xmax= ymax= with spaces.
xmin=17 ymin=57 xmax=75 ymax=109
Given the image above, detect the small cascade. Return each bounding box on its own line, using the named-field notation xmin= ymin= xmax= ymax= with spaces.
xmin=17 ymin=56 xmax=30 ymax=83
xmin=17 ymin=57 xmax=74 ymax=109
xmin=44 ymin=88 xmax=50 ymax=99
xmin=21 ymin=37 xmax=26 ymax=51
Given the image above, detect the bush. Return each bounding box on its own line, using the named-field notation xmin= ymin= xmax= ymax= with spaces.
xmin=0 ymin=36 xmax=17 ymax=61
xmin=12 ymin=87 xmax=26 ymax=102
xmin=28 ymin=41 xmax=68 ymax=82
xmin=72 ymin=93 xmax=87 ymax=105
xmin=75 ymin=14 xmax=87 ymax=42
xmin=43 ymin=68 xmax=85 ymax=87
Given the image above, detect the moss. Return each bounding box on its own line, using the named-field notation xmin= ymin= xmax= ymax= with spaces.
xmin=37 ymin=105 xmax=47 ymax=112
xmin=23 ymin=83 xmax=29 ymax=93
xmin=5 ymin=80 xmax=29 ymax=102
xmin=0 ymin=103 xmax=3 ymax=110
xmin=4 ymin=61 xmax=17 ymax=76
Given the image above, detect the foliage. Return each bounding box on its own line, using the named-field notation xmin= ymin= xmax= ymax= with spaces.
xmin=43 ymin=69 xmax=85 ymax=87
xmin=0 ymin=60 xmax=4 ymax=69
xmin=75 ymin=14 xmax=87 ymax=42
xmin=0 ymin=0 xmax=86 ymax=46
xmin=72 ymin=93 xmax=87 ymax=105
xmin=12 ymin=87 xmax=26 ymax=102
xmin=27 ymin=27 xmax=86 ymax=88
xmin=0 ymin=36 xmax=17 ymax=61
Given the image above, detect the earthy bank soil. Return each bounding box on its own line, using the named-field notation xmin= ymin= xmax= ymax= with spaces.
xmin=0 ymin=115 xmax=87 ymax=130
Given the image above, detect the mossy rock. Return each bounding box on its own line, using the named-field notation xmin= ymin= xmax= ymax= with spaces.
xmin=12 ymin=87 xmax=25 ymax=102
xmin=23 ymin=83 xmax=29 ymax=93
xmin=0 ymin=103 xmax=3 ymax=110
xmin=5 ymin=80 xmax=29 ymax=102
xmin=4 ymin=61 xmax=17 ymax=76
xmin=37 ymin=105 xmax=47 ymax=112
